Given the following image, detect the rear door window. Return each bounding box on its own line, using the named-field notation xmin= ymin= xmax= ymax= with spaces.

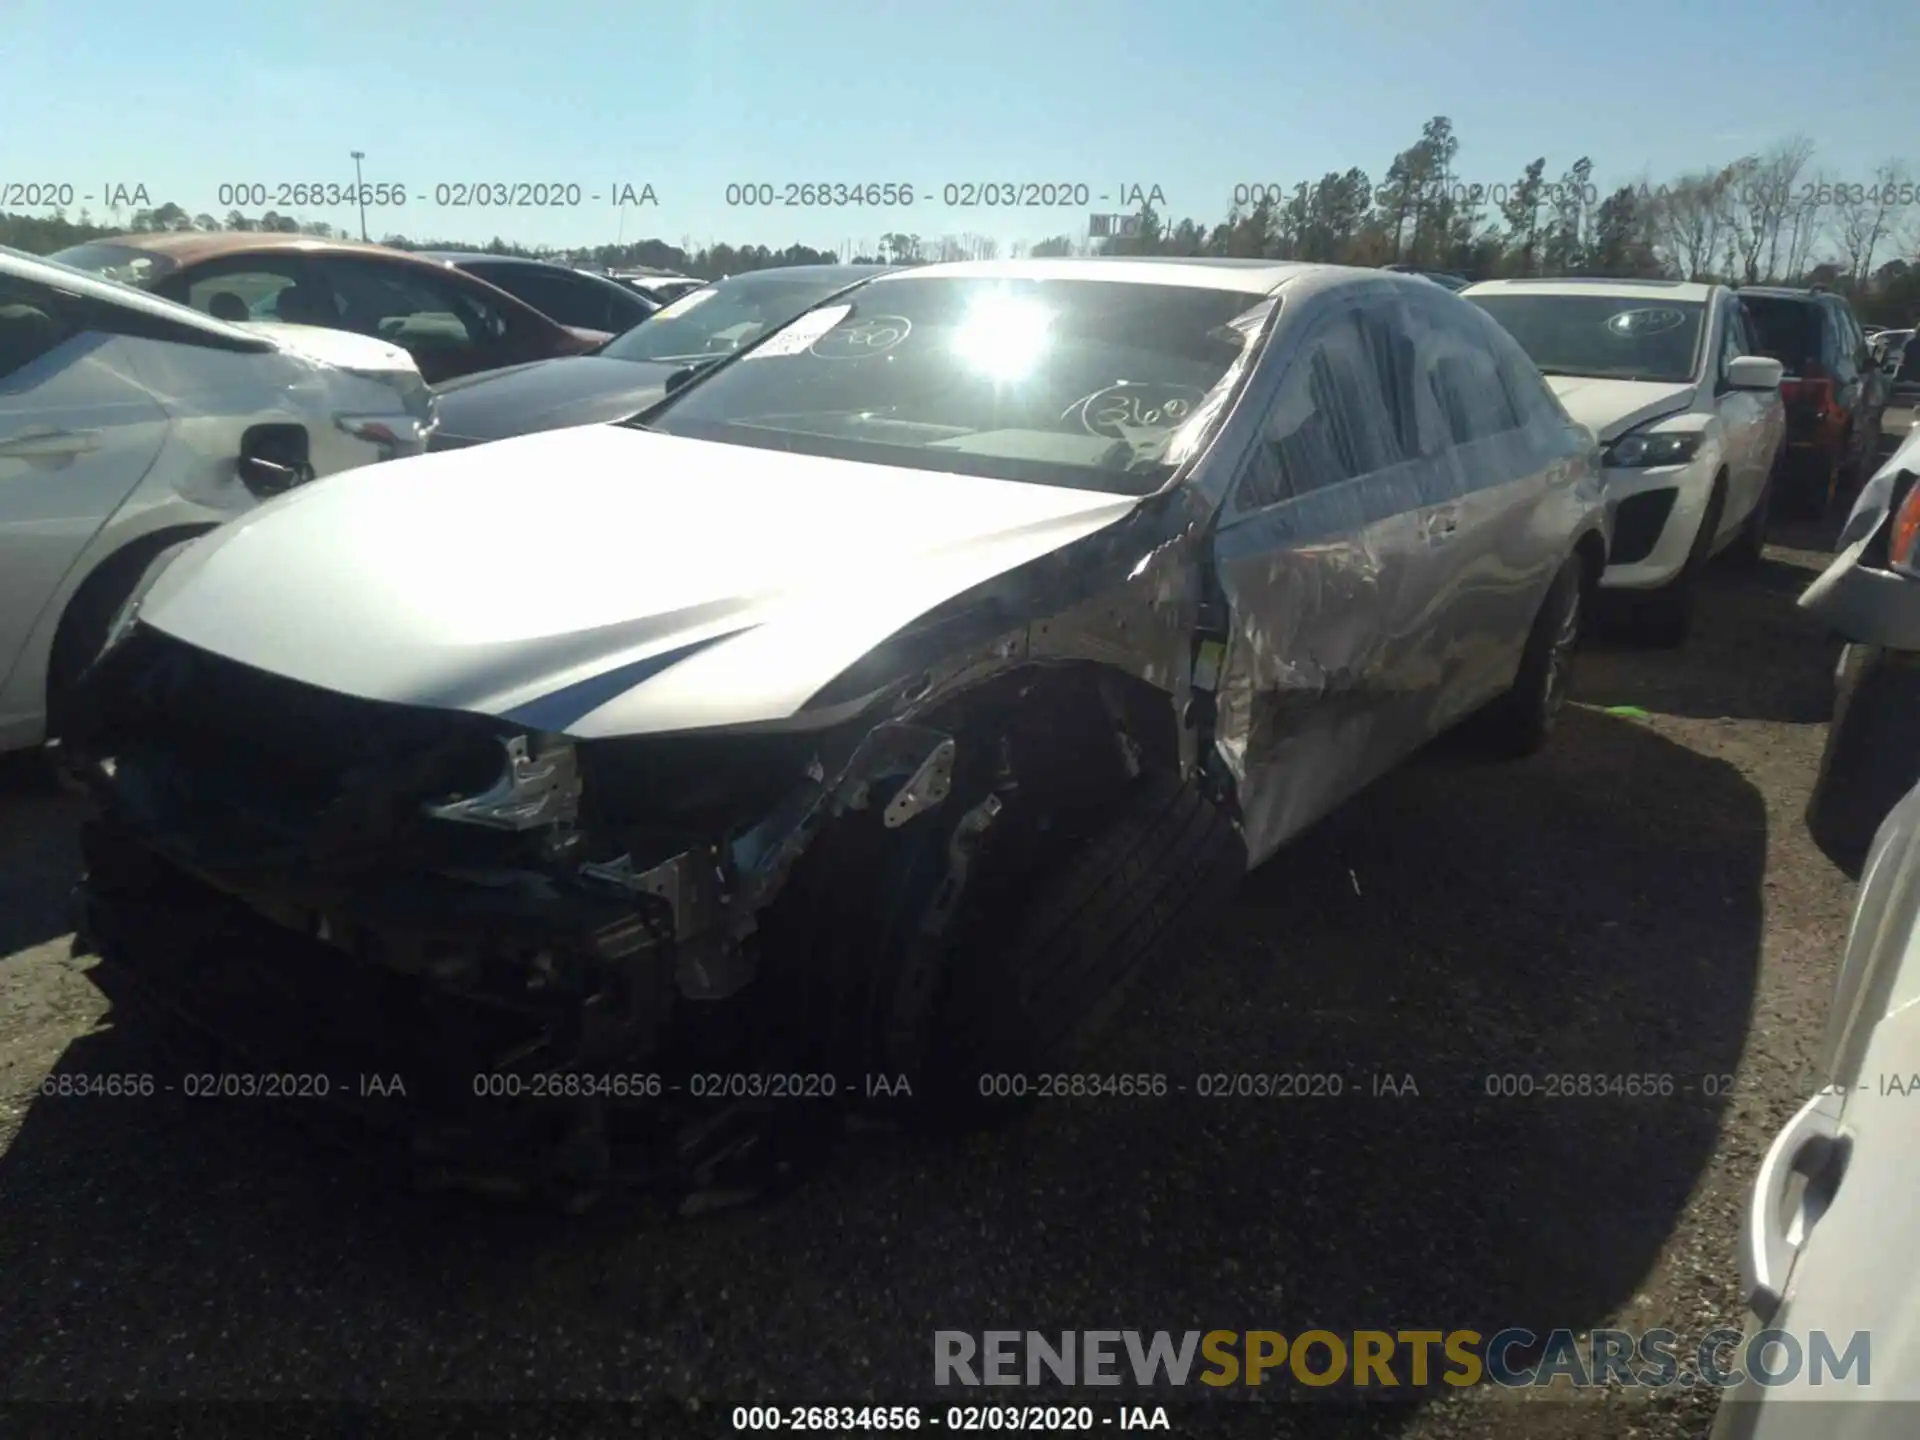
xmin=1427 ymin=332 xmax=1522 ymax=445
xmin=303 ymin=257 xmax=507 ymax=361
xmin=1235 ymin=307 xmax=1408 ymax=511
xmin=471 ymin=264 xmax=617 ymax=331
xmin=1741 ymin=297 xmax=1821 ymax=374
xmin=0 ymin=275 xmax=74 ymax=382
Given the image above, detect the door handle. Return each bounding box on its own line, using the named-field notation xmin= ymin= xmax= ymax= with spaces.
xmin=1741 ymin=1092 xmax=1849 ymax=1323
xmin=0 ymin=427 xmax=102 ymax=459
xmin=1422 ymin=506 xmax=1461 ymax=543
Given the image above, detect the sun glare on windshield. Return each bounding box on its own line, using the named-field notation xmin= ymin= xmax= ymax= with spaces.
xmin=950 ymin=295 xmax=1054 ymax=381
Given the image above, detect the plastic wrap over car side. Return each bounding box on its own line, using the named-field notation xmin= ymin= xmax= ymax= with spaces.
xmin=1190 ymin=273 xmax=1606 ymax=865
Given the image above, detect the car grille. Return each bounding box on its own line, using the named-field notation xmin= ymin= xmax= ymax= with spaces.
xmin=1610 ymin=489 xmax=1678 ymax=566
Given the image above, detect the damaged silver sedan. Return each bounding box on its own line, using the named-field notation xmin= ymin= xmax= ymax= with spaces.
xmin=65 ymin=258 xmax=1609 ymax=1203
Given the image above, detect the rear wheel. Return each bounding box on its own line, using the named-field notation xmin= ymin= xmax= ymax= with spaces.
xmin=1481 ymin=554 xmax=1584 ymax=758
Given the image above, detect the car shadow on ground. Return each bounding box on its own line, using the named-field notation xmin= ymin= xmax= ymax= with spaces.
xmin=0 ymin=758 xmax=84 ymax=957
xmin=0 ymin=702 xmax=1767 ymax=1425
xmin=1575 ymin=544 xmax=1839 ymax=725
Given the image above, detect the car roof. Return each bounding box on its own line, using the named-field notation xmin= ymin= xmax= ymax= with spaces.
xmin=1738 ymin=285 xmax=1844 ymax=305
xmin=708 ymin=264 xmax=895 ymax=285
xmin=0 ymin=244 xmax=272 ymax=348
xmin=1463 ymin=277 xmax=1718 ymax=303
xmin=87 ymin=231 xmax=459 ymax=270
xmin=868 ymin=256 xmax=1315 ymax=294
xmin=416 ymin=250 xmax=565 ymax=267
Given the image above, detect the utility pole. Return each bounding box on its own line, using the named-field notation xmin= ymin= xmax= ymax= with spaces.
xmin=350 ymin=150 xmax=369 ymax=241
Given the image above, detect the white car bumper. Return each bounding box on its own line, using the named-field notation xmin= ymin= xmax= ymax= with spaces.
xmin=1598 ymin=453 xmax=1718 ymax=591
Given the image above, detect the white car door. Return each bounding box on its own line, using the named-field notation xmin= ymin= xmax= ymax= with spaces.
xmin=0 ymin=273 xmax=171 ymax=694
xmin=1714 ymin=299 xmax=1771 ymax=538
xmin=1713 ymin=783 xmax=1920 ymax=1436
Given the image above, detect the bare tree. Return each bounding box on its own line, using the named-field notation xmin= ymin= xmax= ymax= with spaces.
xmin=1781 ymin=170 xmax=1830 ymax=281
xmin=1723 ymin=136 xmax=1815 ymax=281
xmin=1836 ymin=161 xmax=1912 ymax=284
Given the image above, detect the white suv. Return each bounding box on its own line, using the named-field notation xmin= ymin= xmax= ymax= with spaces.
xmin=1467 ymin=279 xmax=1786 ymax=645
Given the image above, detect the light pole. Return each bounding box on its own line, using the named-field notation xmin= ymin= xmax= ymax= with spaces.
xmin=350 ymin=150 xmax=368 ymax=241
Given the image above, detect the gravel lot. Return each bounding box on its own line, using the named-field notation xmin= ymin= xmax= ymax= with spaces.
xmin=0 ymin=419 xmax=1909 ymax=1438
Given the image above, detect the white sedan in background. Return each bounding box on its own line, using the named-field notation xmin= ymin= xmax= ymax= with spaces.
xmin=0 ymin=246 xmax=436 ymax=761
xmin=1467 ymin=279 xmax=1784 ymax=646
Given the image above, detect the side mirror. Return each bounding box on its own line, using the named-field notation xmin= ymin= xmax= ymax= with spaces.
xmin=238 ymin=423 xmax=314 ymax=498
xmin=1727 ymin=355 xmax=1785 ymax=392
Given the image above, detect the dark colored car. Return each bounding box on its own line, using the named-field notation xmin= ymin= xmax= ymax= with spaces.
xmin=430 ymin=264 xmax=891 ymax=449
xmin=418 ymin=252 xmax=658 ymax=335
xmin=47 ymin=233 xmax=610 ymax=385
xmin=1736 ymin=286 xmax=1888 ymax=516
xmin=607 ymin=270 xmax=704 ymax=305
xmin=1892 ymin=330 xmax=1920 ymax=406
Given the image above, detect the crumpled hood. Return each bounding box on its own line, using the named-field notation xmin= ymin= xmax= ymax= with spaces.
xmin=137 ymin=425 xmax=1143 ymax=738
xmin=1546 ymin=375 xmax=1696 ymax=443
xmin=432 ymin=354 xmax=679 ymax=444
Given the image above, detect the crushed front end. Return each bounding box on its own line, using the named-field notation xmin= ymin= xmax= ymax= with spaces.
xmin=66 ymin=624 xmax=970 ymax=1206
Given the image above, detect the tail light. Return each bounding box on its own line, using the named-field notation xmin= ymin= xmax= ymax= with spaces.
xmin=1790 ymin=375 xmax=1835 ymax=420
xmin=1890 ymin=479 xmax=1920 ymax=573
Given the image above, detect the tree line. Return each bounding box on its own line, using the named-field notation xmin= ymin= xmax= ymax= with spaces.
xmin=5 ymin=119 xmax=1917 ymax=323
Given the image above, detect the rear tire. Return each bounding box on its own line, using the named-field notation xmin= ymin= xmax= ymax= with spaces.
xmin=1481 ymin=555 xmax=1584 ymax=759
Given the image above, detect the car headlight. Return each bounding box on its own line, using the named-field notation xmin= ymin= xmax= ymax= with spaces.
xmin=1606 ymin=431 xmax=1704 ymax=468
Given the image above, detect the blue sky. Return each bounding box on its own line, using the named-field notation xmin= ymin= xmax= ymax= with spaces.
xmin=6 ymin=0 xmax=1916 ymax=257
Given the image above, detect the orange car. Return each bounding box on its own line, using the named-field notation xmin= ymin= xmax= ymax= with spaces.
xmin=48 ymin=232 xmax=610 ymax=384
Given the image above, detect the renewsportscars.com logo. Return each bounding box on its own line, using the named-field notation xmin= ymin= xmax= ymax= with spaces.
xmin=933 ymin=1329 xmax=1871 ymax=1390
